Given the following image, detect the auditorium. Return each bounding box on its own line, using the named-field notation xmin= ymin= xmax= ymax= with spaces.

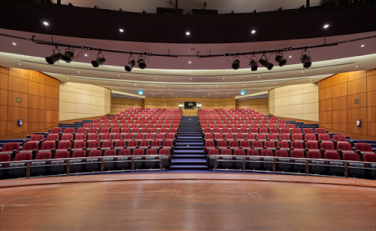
xmin=0 ymin=0 xmax=375 ymax=230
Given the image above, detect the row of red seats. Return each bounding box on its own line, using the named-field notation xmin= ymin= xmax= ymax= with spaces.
xmin=0 ymin=139 xmax=175 ymax=160
xmin=55 ymin=127 xmax=179 ymax=136
xmin=205 ymin=148 xmax=376 ymax=178
xmin=26 ymin=133 xmax=177 ymax=148
xmin=200 ymin=120 xmax=286 ymax=125
xmin=204 ymin=139 xmax=374 ymax=158
xmin=82 ymin=123 xmax=180 ymax=129
xmin=0 ymin=148 xmax=172 ymax=179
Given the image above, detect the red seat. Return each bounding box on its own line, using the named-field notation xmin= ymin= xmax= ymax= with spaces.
xmin=88 ymin=128 xmax=99 ymax=134
xmin=228 ymin=140 xmax=239 ymax=151
xmin=88 ymin=134 xmax=99 ymax=143
xmin=19 ymin=142 xmax=39 ymax=157
xmin=56 ymin=141 xmax=72 ymax=153
xmin=280 ymin=128 xmax=290 ymax=134
xmin=87 ymin=141 xmax=100 ymax=152
xmin=139 ymin=140 xmax=150 ymax=150
xmin=63 ymin=127 xmax=75 ymax=135
xmin=320 ymin=142 xmax=336 ymax=153
xmin=276 ymin=142 xmax=289 ymax=152
xmin=240 ymin=140 xmax=251 ymax=151
xmin=291 ymin=141 xmax=304 ymax=152
xmin=337 ymin=143 xmax=355 ymax=154
xmin=303 ymin=128 xmax=314 ymax=134
xmin=355 ymin=143 xmax=375 ymax=156
xmin=145 ymin=133 xmax=155 ymax=142
xmin=305 ymin=134 xmax=317 ymax=143
xmin=100 ymin=134 xmax=112 ymax=142
xmin=39 ymin=142 xmax=56 ymax=153
xmin=112 ymin=133 xmax=123 ymax=141
xmin=252 ymin=141 xmax=263 ymax=153
xmin=28 ymin=135 xmax=45 ymax=145
xmin=155 ymin=134 xmax=165 ymax=141
xmin=205 ymin=141 xmax=216 ymax=154
xmin=305 ymin=142 xmax=320 ymax=153
xmin=292 ymin=134 xmax=304 ymax=143
xmin=256 ymin=134 xmax=267 ymax=142
xmin=245 ymin=134 xmax=256 ymax=141
xmin=264 ymin=141 xmax=276 ymax=152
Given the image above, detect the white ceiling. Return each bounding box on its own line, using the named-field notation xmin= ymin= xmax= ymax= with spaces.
xmin=55 ymin=0 xmax=326 ymax=14
xmin=0 ymin=29 xmax=375 ymax=98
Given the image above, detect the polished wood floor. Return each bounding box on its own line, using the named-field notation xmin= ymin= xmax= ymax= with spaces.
xmin=0 ymin=180 xmax=375 ymax=230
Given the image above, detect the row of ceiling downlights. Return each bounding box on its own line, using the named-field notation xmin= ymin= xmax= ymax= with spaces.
xmin=45 ymin=48 xmax=312 ymax=71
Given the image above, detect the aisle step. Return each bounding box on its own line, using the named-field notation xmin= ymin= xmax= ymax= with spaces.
xmin=171 ymin=159 xmax=207 ymax=164
xmin=173 ymin=154 xmax=207 ymax=158
xmin=170 ymin=165 xmax=209 ymax=170
xmin=174 ymin=149 xmax=205 ymax=154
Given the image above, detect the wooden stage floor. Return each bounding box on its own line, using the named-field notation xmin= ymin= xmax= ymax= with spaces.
xmin=0 ymin=178 xmax=375 ymax=230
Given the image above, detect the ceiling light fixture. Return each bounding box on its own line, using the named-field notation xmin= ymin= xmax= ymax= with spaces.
xmin=61 ymin=49 xmax=74 ymax=63
xmin=125 ymin=57 xmax=135 ymax=72
xmin=275 ymin=53 xmax=287 ymax=67
xmin=84 ymin=54 xmax=88 ymax=57
xmin=45 ymin=48 xmax=62 ymax=65
xmin=232 ymin=59 xmax=240 ymax=70
xmin=323 ymin=24 xmax=329 ymax=28
xmin=43 ymin=21 xmax=49 ymax=26
xmin=301 ymin=52 xmax=312 ymax=68
xmin=251 ymin=30 xmax=256 ymax=34
xmin=189 ymin=61 xmax=191 ymax=64
xmin=186 ymin=31 xmax=190 ymax=35
xmin=119 ymin=29 xmax=124 ymax=32
xmin=12 ymin=43 xmax=16 ymax=46
xmin=137 ymin=58 xmax=146 ymax=69
xmin=361 ymin=44 xmax=364 ymax=47
xmin=259 ymin=54 xmax=273 ymax=70
xmin=91 ymin=51 xmax=106 ymax=67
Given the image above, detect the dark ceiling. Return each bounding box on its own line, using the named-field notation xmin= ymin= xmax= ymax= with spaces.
xmin=0 ymin=0 xmax=375 ymax=44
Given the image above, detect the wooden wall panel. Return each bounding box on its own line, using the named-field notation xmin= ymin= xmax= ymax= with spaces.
xmin=236 ymin=98 xmax=269 ymax=115
xmin=0 ymin=67 xmax=59 ymax=139
xmin=319 ymin=69 xmax=376 ymax=140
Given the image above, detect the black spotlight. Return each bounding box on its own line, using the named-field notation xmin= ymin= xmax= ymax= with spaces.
xmin=301 ymin=54 xmax=312 ymax=68
xmin=138 ymin=59 xmax=146 ymax=69
xmin=259 ymin=58 xmax=273 ymax=70
xmin=275 ymin=54 xmax=287 ymax=67
xmin=232 ymin=59 xmax=240 ymax=70
xmin=61 ymin=50 xmax=74 ymax=63
xmin=91 ymin=57 xmax=105 ymax=67
xmin=249 ymin=59 xmax=258 ymax=71
xmin=45 ymin=53 xmax=61 ymax=65
xmin=125 ymin=60 xmax=135 ymax=72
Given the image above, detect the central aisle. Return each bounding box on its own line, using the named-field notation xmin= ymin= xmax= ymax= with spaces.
xmin=170 ymin=116 xmax=208 ymax=170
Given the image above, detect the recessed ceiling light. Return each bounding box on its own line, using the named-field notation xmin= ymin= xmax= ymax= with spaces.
xmin=105 ymin=81 xmax=106 ymax=83
xmin=163 ymin=85 xmax=164 ymax=87
xmin=274 ymin=82 xmax=276 ymax=84
xmin=227 ymin=70 xmax=228 ymax=72
xmin=155 ymin=77 xmax=157 ymax=78
xmin=243 ymin=85 xmax=245 ymax=86
xmin=289 ymin=56 xmax=292 ymax=58
xmin=310 ymin=79 xmax=312 ymax=81
xmin=78 ymin=71 xmax=80 ymax=73
xmin=18 ymin=63 xmax=21 ymax=65
xmin=67 ymin=78 xmax=69 ymax=80
xmin=188 ymin=61 xmax=191 ymax=64
xmin=118 ymin=74 xmax=120 ymax=76
xmin=119 ymin=29 xmax=124 ymax=32
xmin=186 ymin=31 xmax=190 ymax=35
xmin=355 ymin=65 xmax=358 ymax=68
xmin=258 ymin=76 xmax=260 ymax=78
xmin=43 ymin=21 xmax=49 ymax=26
xmin=12 ymin=43 xmax=16 ymax=46
xmin=216 ymin=86 xmax=217 ymax=87
xmin=223 ymin=78 xmax=225 ymax=79
xmin=251 ymin=30 xmax=256 ymax=34
xmin=361 ymin=44 xmax=364 ymax=47
xmin=190 ymin=86 xmax=191 ymax=87
xmin=85 ymin=54 xmax=88 ymax=57
xmin=323 ymin=24 xmax=329 ymax=28
xmin=135 ymin=84 xmax=137 ymax=86
xmin=302 ymin=71 xmax=304 ymax=73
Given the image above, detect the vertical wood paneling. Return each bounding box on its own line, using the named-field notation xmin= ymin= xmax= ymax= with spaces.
xmin=0 ymin=66 xmax=59 ymax=139
xmin=319 ymin=69 xmax=376 ymax=140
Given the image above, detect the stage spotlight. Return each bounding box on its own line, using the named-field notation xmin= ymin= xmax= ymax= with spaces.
xmin=301 ymin=54 xmax=312 ymax=68
xmin=61 ymin=50 xmax=74 ymax=63
xmin=91 ymin=52 xmax=106 ymax=67
xmin=125 ymin=60 xmax=135 ymax=72
xmin=91 ymin=57 xmax=105 ymax=67
xmin=275 ymin=54 xmax=287 ymax=67
xmin=259 ymin=57 xmax=273 ymax=70
xmin=249 ymin=59 xmax=258 ymax=71
xmin=138 ymin=59 xmax=146 ymax=69
xmin=232 ymin=59 xmax=240 ymax=70
xmin=45 ymin=52 xmax=61 ymax=65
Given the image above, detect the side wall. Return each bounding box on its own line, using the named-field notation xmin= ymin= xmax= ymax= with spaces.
xmin=319 ymin=69 xmax=376 ymax=140
xmin=59 ymin=82 xmax=110 ymax=121
xmin=0 ymin=67 xmax=59 ymax=139
xmin=269 ymin=83 xmax=319 ymax=122
xmin=236 ymin=98 xmax=269 ymax=115
xmin=110 ymin=98 xmax=144 ymax=114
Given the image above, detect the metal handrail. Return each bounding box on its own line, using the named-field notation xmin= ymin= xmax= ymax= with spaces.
xmin=0 ymin=155 xmax=168 ymax=178
xmin=210 ymin=155 xmax=375 ymax=178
